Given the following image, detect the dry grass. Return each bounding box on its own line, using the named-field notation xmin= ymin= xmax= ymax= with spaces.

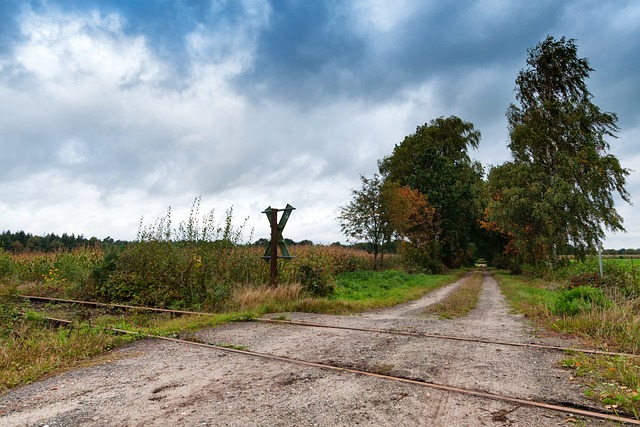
xmin=231 ymin=284 xmax=303 ymax=311
xmin=422 ymin=271 xmax=483 ymax=318
xmin=552 ymin=300 xmax=640 ymax=355
xmin=0 ymin=320 xmax=132 ymax=392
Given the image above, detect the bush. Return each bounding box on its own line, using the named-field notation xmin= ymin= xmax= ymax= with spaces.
xmin=563 ymin=261 xmax=640 ymax=301
xmin=296 ymin=258 xmax=336 ymax=297
xmin=401 ymin=246 xmax=444 ymax=274
xmin=98 ymin=241 xmax=197 ymax=307
xmin=553 ymin=286 xmax=611 ymax=316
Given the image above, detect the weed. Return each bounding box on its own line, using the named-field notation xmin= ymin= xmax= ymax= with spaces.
xmin=370 ymin=363 xmax=395 ymax=376
xmin=423 ymin=271 xmax=483 ymax=318
xmin=231 ymin=284 xmax=302 ymax=312
xmin=562 ymin=353 xmax=640 ymax=417
xmin=553 ymin=286 xmax=611 ymax=316
xmin=0 ymin=319 xmax=133 ymax=392
xmin=207 ymin=342 xmax=249 ymax=351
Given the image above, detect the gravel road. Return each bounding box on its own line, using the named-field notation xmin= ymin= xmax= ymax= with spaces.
xmin=0 ymin=271 xmax=618 ymax=426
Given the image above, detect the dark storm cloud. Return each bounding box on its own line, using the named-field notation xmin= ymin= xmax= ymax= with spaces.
xmin=0 ymin=0 xmax=637 ymax=246
xmin=234 ymin=1 xmax=567 ymax=105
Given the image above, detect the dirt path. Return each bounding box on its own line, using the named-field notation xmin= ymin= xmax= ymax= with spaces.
xmin=0 ymin=271 xmax=615 ymax=426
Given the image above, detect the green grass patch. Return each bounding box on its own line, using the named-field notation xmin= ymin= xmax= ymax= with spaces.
xmin=0 ymin=314 xmax=135 ymax=392
xmin=423 ymin=271 xmax=483 ymax=318
xmin=562 ymin=353 xmax=640 ymax=418
xmin=330 ymin=269 xmax=464 ymax=310
xmin=493 ymin=271 xmax=558 ymax=318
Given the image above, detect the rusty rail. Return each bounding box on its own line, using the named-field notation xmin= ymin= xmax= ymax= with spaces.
xmin=22 ymin=295 xmax=640 ymax=359
xmin=39 ymin=315 xmax=640 ymax=426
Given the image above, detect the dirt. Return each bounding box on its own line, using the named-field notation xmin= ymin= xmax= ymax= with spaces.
xmin=0 ymin=271 xmax=618 ymax=426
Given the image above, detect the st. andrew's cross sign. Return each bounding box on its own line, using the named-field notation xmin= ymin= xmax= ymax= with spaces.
xmin=262 ymin=204 xmax=295 ymax=286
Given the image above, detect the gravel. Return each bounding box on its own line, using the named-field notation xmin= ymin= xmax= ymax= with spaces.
xmin=0 ymin=271 xmax=616 ymax=426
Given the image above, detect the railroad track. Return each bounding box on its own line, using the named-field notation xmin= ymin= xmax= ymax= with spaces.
xmin=21 ymin=294 xmax=640 ymax=359
xmin=33 ymin=312 xmax=640 ymax=426
xmin=20 ymin=294 xmax=640 ymax=424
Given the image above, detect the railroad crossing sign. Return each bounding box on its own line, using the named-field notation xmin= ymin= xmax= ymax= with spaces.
xmin=262 ymin=204 xmax=296 ymax=285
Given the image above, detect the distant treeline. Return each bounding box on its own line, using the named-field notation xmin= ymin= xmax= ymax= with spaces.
xmin=0 ymin=230 xmax=127 ymax=253
xmin=3 ymin=229 xmax=635 ymax=256
xmin=1 ymin=230 xmax=351 ymax=253
xmin=601 ymin=248 xmax=640 ymax=256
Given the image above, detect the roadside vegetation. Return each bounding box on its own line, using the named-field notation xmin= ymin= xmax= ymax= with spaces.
xmin=495 ymin=257 xmax=640 ymax=417
xmin=0 ymin=236 xmax=462 ymax=392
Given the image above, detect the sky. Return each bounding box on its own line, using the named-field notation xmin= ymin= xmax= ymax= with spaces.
xmin=0 ymin=0 xmax=638 ymax=249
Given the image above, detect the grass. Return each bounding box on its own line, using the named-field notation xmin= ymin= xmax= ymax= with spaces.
xmin=0 ymin=313 xmax=135 ymax=392
xmin=493 ymin=271 xmax=559 ymax=318
xmin=422 ymin=271 xmax=483 ymax=318
xmin=331 ymin=269 xmax=465 ymax=307
xmin=1 ymin=268 xmax=463 ymax=392
xmin=562 ymin=353 xmax=640 ymax=418
xmin=212 ymin=269 xmax=465 ymax=315
xmin=493 ymin=270 xmax=640 ymax=417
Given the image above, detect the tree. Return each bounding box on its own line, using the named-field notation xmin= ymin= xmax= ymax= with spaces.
xmin=379 ymin=116 xmax=484 ymax=268
xmin=488 ymin=36 xmax=630 ymax=266
xmin=384 ymin=182 xmax=440 ymax=271
xmin=337 ymin=174 xmax=390 ymax=270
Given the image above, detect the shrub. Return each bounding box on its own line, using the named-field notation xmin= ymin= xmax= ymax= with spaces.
xmin=566 ymin=262 xmax=640 ymax=301
xmin=296 ymin=257 xmax=336 ymax=297
xmin=99 ymin=241 xmax=194 ymax=307
xmin=401 ymin=245 xmax=444 ymax=274
xmin=553 ymin=286 xmax=611 ymax=316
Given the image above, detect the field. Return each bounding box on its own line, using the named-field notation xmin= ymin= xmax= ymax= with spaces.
xmin=2 ymin=246 xmax=640 ymax=417
xmin=0 ymin=244 xmax=463 ymax=394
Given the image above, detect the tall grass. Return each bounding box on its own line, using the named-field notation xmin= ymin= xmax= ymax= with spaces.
xmin=5 ymin=243 xmax=385 ymax=308
xmin=494 ymin=270 xmax=640 ymax=418
xmin=0 ymin=313 xmax=133 ymax=392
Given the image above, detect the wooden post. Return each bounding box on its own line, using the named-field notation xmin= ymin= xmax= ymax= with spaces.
xmin=270 ymin=208 xmax=278 ymax=286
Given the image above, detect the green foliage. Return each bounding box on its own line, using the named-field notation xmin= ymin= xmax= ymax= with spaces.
xmin=99 ymin=241 xmax=188 ymax=306
xmin=0 ymin=249 xmax=13 ymax=279
xmin=333 ymin=269 xmax=458 ymax=306
xmin=488 ymin=36 xmax=630 ymax=269
xmin=337 ymin=174 xmax=390 ymax=271
xmin=296 ymin=257 xmax=336 ymax=297
xmin=551 ymin=258 xmax=640 ymax=301
xmin=379 ymin=115 xmax=484 ymax=268
xmin=137 ymin=196 xmax=250 ymax=244
xmin=400 ymin=244 xmax=445 ymax=274
xmin=0 ymin=282 xmax=23 ymax=338
xmin=553 ymin=286 xmax=611 ymax=316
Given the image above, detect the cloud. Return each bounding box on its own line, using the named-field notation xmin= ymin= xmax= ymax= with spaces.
xmin=0 ymin=1 xmax=638 ymax=248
